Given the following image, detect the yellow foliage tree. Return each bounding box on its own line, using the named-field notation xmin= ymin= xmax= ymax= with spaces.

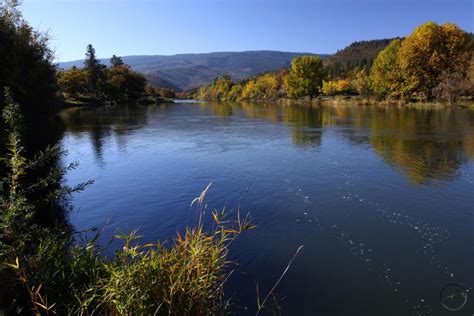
xmin=255 ymin=73 xmax=279 ymax=99
xmin=321 ymin=81 xmax=337 ymax=96
xmin=241 ymin=80 xmax=257 ymax=100
xmin=58 ymin=67 xmax=87 ymax=97
xmin=370 ymin=39 xmax=404 ymax=98
xmin=336 ymin=79 xmax=351 ymax=93
xmin=284 ymin=55 xmax=325 ymax=98
xmin=397 ymin=22 xmax=472 ymax=99
xmin=321 ymin=80 xmax=351 ymax=96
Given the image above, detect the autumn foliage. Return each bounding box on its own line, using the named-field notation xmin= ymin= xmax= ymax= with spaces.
xmin=195 ymin=22 xmax=473 ymax=105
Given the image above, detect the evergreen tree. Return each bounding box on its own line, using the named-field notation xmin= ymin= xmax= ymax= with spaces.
xmin=110 ymin=55 xmax=124 ymax=68
xmin=84 ymin=44 xmax=105 ymax=97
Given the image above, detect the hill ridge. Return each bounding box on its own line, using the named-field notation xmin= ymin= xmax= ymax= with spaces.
xmin=59 ymin=39 xmax=397 ymax=91
xmin=59 ymin=50 xmax=327 ymax=91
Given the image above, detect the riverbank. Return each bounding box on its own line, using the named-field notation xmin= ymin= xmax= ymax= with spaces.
xmin=190 ymin=96 xmax=474 ymax=109
xmin=61 ymin=93 xmax=175 ymax=108
xmin=274 ymin=96 xmax=474 ymax=109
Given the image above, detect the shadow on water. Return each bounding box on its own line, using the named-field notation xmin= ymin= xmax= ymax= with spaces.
xmin=59 ymin=104 xmax=162 ymax=164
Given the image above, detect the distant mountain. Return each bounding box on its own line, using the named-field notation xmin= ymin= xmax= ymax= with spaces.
xmin=58 ymin=40 xmax=401 ymax=91
xmin=59 ymin=51 xmax=328 ymax=91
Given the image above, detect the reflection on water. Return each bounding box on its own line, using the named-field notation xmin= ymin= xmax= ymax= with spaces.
xmin=61 ymin=102 xmax=474 ymax=183
xmin=196 ymin=102 xmax=474 ymax=183
xmin=59 ymin=102 xmax=474 ymax=315
xmin=368 ymin=108 xmax=472 ymax=184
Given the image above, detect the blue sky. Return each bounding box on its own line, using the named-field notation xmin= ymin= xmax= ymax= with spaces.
xmin=21 ymin=0 xmax=473 ymax=62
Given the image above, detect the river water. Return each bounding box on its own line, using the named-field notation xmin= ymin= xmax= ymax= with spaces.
xmin=59 ymin=102 xmax=474 ymax=315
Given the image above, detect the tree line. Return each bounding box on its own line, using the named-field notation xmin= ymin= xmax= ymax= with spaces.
xmin=57 ymin=45 xmax=161 ymax=105
xmin=194 ymin=22 xmax=473 ymax=105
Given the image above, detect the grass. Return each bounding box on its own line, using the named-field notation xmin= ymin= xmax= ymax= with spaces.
xmin=94 ymin=203 xmax=254 ymax=315
xmin=3 ymin=192 xmax=253 ymax=314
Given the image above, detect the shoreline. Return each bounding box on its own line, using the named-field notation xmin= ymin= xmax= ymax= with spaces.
xmin=190 ymin=96 xmax=474 ymax=109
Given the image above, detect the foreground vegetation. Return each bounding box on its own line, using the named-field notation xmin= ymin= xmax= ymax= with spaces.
xmin=193 ymin=22 xmax=473 ymax=106
xmin=0 ymin=91 xmax=255 ymax=314
xmin=0 ymin=0 xmax=59 ymax=150
xmin=1 ymin=3 xmax=258 ymax=314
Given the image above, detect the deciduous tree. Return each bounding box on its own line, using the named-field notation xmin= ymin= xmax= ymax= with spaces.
xmin=284 ymin=56 xmax=325 ymax=98
xmin=57 ymin=67 xmax=87 ymax=97
xmin=351 ymin=69 xmax=372 ymax=97
xmin=370 ymin=39 xmax=404 ymax=98
xmin=397 ymin=22 xmax=471 ymax=100
xmin=321 ymin=80 xmax=351 ymax=96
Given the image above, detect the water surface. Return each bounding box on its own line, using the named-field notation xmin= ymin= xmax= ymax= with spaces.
xmin=60 ymin=102 xmax=474 ymax=315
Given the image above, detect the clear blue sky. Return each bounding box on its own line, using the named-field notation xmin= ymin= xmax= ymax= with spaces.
xmin=21 ymin=0 xmax=473 ymax=62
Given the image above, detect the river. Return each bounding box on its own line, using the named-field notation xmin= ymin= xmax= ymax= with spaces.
xmin=59 ymin=101 xmax=474 ymax=315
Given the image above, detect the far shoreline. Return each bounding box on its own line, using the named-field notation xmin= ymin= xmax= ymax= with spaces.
xmin=183 ymin=96 xmax=474 ymax=109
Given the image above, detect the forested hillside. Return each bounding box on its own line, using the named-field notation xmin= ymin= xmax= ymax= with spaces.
xmin=60 ymin=51 xmax=327 ymax=91
xmin=324 ymin=38 xmax=399 ymax=78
